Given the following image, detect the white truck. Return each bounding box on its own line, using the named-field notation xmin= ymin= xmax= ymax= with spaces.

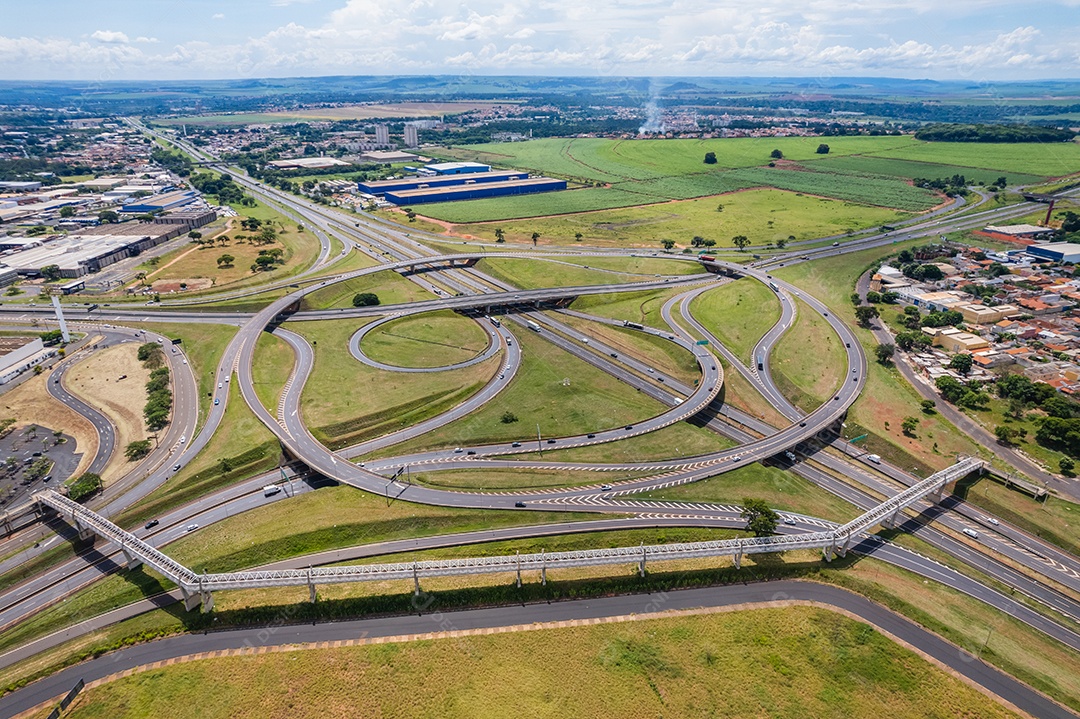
xmin=866 ymin=454 xmax=882 ymax=464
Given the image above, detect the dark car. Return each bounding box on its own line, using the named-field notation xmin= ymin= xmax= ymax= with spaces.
xmin=511 ymin=441 xmax=521 ymax=447
xmin=624 ymin=425 xmax=634 ymax=430
xmin=546 ymin=438 xmax=556 ymax=444
xmin=587 ymin=433 xmax=595 ymax=439
xmin=514 ymin=501 xmax=526 ymax=508
xmin=144 ymin=519 xmax=159 ymax=530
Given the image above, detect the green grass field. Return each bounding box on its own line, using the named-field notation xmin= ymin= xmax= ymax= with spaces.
xmin=135 ymin=322 xmax=238 ymax=427
xmin=517 ymin=421 xmax=736 ymax=463
xmin=63 ymin=605 xmax=1022 ymax=719
xmin=299 ymin=268 xmax=432 ymax=310
xmin=958 ymin=475 xmax=1080 ymax=556
xmin=451 ymin=189 xmax=910 ymax=248
xmin=771 ymin=298 xmax=846 ymax=411
xmin=556 ymin=314 xmax=701 ymax=386
xmin=362 ymin=311 xmax=490 ymax=368
xmin=251 ymin=331 xmax=293 ymax=413
xmin=475 ymin=257 xmax=680 ymax=289
xmin=369 ymin=324 xmax=666 ymax=456
xmin=803 ymin=155 xmax=1046 ymax=185
xmin=865 ymin=140 xmax=1080 ymax=177
xmin=689 ymin=279 xmax=781 ymax=364
xmin=412 ymin=467 xmax=652 ymax=490
xmin=571 ymin=285 xmax=705 ymax=328
xmin=290 ymin=319 xmax=497 ymax=449
xmin=641 ymin=462 xmax=860 ymax=522
xmin=772 ymin=242 xmax=988 ymax=473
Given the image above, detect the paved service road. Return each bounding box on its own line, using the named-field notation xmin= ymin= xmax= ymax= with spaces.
xmin=0 ymin=580 xmax=1074 ymax=719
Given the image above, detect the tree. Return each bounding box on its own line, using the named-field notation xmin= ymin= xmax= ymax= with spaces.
xmin=691 ymin=236 xmax=716 ymax=248
xmin=854 ymin=305 xmax=879 ymax=327
xmin=67 ymin=473 xmax=102 ymax=502
xmin=994 ymin=425 xmax=1018 ymax=445
xmin=920 ymin=399 xmax=937 ymax=414
xmin=1061 ymin=211 xmax=1080 ymax=234
xmin=660 ymin=239 xmax=676 ymax=250
xmin=731 ymin=235 xmax=750 ymax=251
xmin=59 ymin=206 xmax=75 ymax=218
xmin=740 ymin=498 xmax=780 ymax=537
xmin=901 ymin=416 xmax=920 ymax=437
xmin=188 ymin=230 xmax=202 ymax=241
xmin=850 ymin=292 xmax=862 ymax=306
xmin=703 ymin=151 xmax=718 ymax=164
xmin=1060 ymin=456 xmax=1075 ymax=476
xmin=775 ymin=237 xmax=787 ymax=249
xmin=124 ymin=439 xmax=152 ymax=461
xmin=500 ymin=411 xmax=519 ymax=424
xmin=770 ymin=149 xmax=783 ymax=159
xmin=494 ymin=228 xmax=505 ymax=243
xmin=874 ymin=343 xmax=895 ymax=365
xmin=574 ymin=232 xmax=583 ymax=242
xmin=948 ymin=353 xmax=973 ymax=375
xmin=531 ymin=232 xmax=541 ymax=247
xmin=216 ymin=254 xmax=235 ymax=268
xmin=352 ymin=292 xmax=380 ymax=307
xmin=865 ymin=290 xmax=882 ymax=304
xmin=39 ymin=330 xmax=63 ymax=346
xmin=39 ymin=264 xmax=61 ymax=282
xmin=816 ymin=143 xmax=830 ymax=154
xmin=97 ymin=210 xmax=118 ymax=224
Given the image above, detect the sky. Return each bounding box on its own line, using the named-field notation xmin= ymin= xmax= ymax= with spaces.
xmin=2 ymin=0 xmax=1079 ymax=81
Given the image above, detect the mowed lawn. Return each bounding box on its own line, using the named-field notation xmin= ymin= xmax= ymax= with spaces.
xmin=451 ymin=188 xmax=910 ymax=248
xmin=300 ymin=268 xmax=432 ymax=310
xmin=291 ymin=318 xmax=498 ymax=448
xmin=371 ymin=323 xmax=666 ymax=455
xmin=64 ymin=606 xmax=1022 ymax=719
xmin=641 ymin=462 xmax=860 ymax=522
xmin=362 ymin=311 xmax=490 ymax=368
xmin=689 ymin=278 xmax=781 ymax=365
xmin=772 ymin=242 xmax=987 ymax=472
xmin=771 ymin=298 xmax=846 ymax=412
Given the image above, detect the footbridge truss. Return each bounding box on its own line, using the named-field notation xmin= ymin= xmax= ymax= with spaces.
xmin=36 ymin=457 xmax=984 ymax=612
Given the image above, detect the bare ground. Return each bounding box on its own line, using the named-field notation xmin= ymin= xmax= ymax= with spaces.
xmin=65 ymin=344 xmax=151 ymax=484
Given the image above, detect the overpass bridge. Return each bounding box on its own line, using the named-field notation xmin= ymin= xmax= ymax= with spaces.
xmin=35 ymin=457 xmax=984 ymax=612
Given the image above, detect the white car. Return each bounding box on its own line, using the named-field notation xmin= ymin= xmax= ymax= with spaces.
xmin=218 ymin=382 xmax=223 ymax=389
xmin=179 ymin=436 xmax=186 ymax=443
xmin=985 ymin=517 xmax=1000 ymax=526
xmin=185 ymin=523 xmax=199 ymax=532
xmin=454 ymin=447 xmax=463 ymax=453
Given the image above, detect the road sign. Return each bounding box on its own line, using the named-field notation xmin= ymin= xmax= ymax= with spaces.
xmin=695 ymin=339 xmax=709 ymax=345
xmin=849 ymin=434 xmax=868 ymax=443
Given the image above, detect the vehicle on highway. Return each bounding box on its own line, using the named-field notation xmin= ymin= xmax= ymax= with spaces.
xmin=587 ymin=433 xmax=595 ymax=438
xmin=173 ymin=463 xmax=181 ymax=471
xmin=962 ymin=528 xmax=980 ymax=539
xmin=185 ymin=523 xmax=199 ymax=532
xmin=514 ymin=501 xmax=526 ymax=508
xmin=601 ymin=484 xmax=612 ymax=491
xmin=144 ymin=519 xmax=159 ymax=530
xmin=866 ymin=454 xmax=882 ymax=464
xmin=624 ymin=425 xmax=634 ymax=430
xmin=218 ymin=382 xmax=223 ymax=388
xmin=731 ymin=455 xmax=741 ymax=462
xmin=263 ymin=485 xmax=281 ymax=497
xmin=511 ymin=442 xmax=521 ymax=447
xmin=453 ymin=447 xmax=463 ymax=453
xmin=180 ymin=435 xmax=186 ymax=443
xmin=526 ymin=320 xmax=541 ymax=332
xmin=985 ymin=517 xmax=1000 ymax=526
xmin=784 ymin=516 xmax=796 ymax=525
xmin=214 ymin=398 xmax=220 ymax=405
xmin=546 ymin=438 xmax=556 ymax=444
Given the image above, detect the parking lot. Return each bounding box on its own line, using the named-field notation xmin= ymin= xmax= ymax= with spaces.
xmin=0 ymin=425 xmax=82 ymax=509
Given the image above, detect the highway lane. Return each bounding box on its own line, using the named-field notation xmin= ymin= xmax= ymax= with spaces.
xmin=46 ymin=342 xmax=117 ymax=477
xmin=1 ymin=578 xmax=1075 ymax=719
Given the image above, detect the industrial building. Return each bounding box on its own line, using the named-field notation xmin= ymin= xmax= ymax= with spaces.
xmin=358 ymin=150 xmax=419 ymax=164
xmin=266 ymin=157 xmax=350 ymax=170
xmin=1 ymin=217 xmax=210 ymax=279
xmin=419 ymin=162 xmax=491 ymax=176
xmin=1026 ymin=242 xmax=1080 ymax=264
xmin=357 ymin=171 xmax=530 ymax=195
xmin=121 ymin=190 xmax=198 ymax=214
xmin=383 ymin=177 xmax=567 ymax=205
xmin=0 ymin=337 xmax=51 ymax=385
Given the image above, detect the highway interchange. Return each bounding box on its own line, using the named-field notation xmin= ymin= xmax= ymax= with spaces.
xmin=0 ymin=124 xmax=1078 ymax=715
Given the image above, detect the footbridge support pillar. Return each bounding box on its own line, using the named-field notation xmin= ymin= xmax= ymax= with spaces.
xmin=413 ymin=563 xmax=422 ymax=597
xmin=638 ymin=545 xmax=647 ymax=578
xmin=122 ymin=548 xmax=143 ymax=571
xmin=733 ymin=543 xmax=742 ymax=570
xmin=308 ymin=568 xmax=316 ymax=603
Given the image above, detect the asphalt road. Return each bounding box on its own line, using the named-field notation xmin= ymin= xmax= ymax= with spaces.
xmin=0 ymin=580 xmax=1074 ymax=719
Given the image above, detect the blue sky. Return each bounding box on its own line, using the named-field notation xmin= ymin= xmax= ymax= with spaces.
xmin=2 ymin=0 xmax=1079 ymax=81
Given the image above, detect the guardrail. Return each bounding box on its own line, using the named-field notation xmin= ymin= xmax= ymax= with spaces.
xmin=35 ymin=457 xmax=983 ymax=612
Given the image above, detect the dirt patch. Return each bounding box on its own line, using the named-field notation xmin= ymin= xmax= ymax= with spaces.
xmin=0 ymin=373 xmax=98 ymax=478
xmin=65 ymin=344 xmax=153 ymax=484
xmin=151 ymin=278 xmax=214 ymax=293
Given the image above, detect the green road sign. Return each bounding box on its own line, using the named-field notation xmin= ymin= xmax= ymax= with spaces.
xmin=696 ymin=339 xmax=709 ymax=345
xmin=849 ymin=434 xmax=868 ymax=443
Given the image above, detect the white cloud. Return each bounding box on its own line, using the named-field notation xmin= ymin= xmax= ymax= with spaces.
xmin=90 ymin=30 xmax=129 ymax=44
xmin=212 ymin=13 xmax=225 ymax=20
xmin=2 ymin=1 xmax=1079 ymax=80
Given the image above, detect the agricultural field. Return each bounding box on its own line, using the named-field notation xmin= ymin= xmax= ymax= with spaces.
xmin=421 ymin=136 xmax=1080 ymax=227
xmin=63 ymin=606 xmax=1023 ymax=719
xmin=802 ymin=155 xmax=1046 ymax=186
xmin=449 ymin=188 xmax=911 ymax=248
